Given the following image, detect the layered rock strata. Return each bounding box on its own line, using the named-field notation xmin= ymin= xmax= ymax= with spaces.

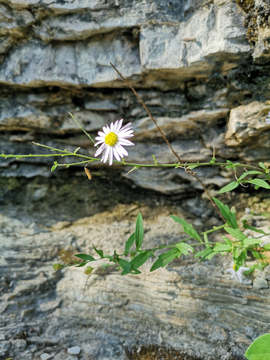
xmin=1 ymin=1 xmax=270 ymax=359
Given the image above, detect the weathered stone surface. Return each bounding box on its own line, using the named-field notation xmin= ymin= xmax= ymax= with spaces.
xmin=0 ymin=33 xmax=141 ymax=87
xmin=67 ymin=346 xmax=81 ymax=355
xmin=140 ymin=3 xmax=250 ymax=78
xmin=1 ymin=1 xmax=270 ymax=359
xmin=253 ymin=276 xmax=269 ymax=290
xmin=225 ymin=101 xmax=270 ymax=146
xmin=1 ymin=206 xmax=270 ymax=360
xmin=0 ymin=3 xmax=34 ymax=36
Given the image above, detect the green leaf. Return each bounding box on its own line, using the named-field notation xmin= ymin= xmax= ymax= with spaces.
xmin=151 ymin=248 xmax=182 ymax=269
xmin=130 ymin=251 xmax=151 ymax=270
xmin=238 ymin=171 xmax=263 ymax=181
xmin=150 ymin=258 xmax=164 ymax=272
xmin=243 ymin=220 xmax=267 ymax=235
xmin=194 ymin=247 xmax=213 ymax=259
xmin=243 ymin=238 xmax=262 ymax=245
xmin=213 ymin=243 xmax=232 ymax=252
xmin=251 ymin=250 xmax=262 ymax=260
xmin=162 ymin=250 xmax=182 ymax=267
xmin=222 ymin=236 xmax=233 ymax=246
xmin=205 ymin=251 xmax=217 ymax=260
xmin=263 ymin=244 xmax=270 ymax=250
xmin=118 ymin=258 xmax=132 ymax=275
xmin=175 ymin=242 xmax=195 ymax=255
xmin=259 ymin=162 xmax=266 ymax=170
xmin=51 ymin=161 xmax=58 ymax=172
xmin=245 ymin=263 xmax=267 ymax=274
xmin=225 ymin=161 xmax=240 ymax=169
xmin=170 ymin=216 xmax=202 ymax=242
xmin=75 ymin=253 xmax=95 ymax=261
xmin=118 ymin=258 xmax=131 ymax=272
xmin=124 ymin=233 xmax=135 ymax=255
xmin=246 ymin=179 xmax=270 ymax=189
xmin=92 ymin=245 xmax=104 ymax=258
xmin=135 ymin=213 xmax=144 ymax=250
xmin=233 ymin=248 xmax=247 ymax=270
xmin=225 ymin=227 xmax=247 ymax=241
xmin=245 ymin=334 xmax=270 ymax=360
xmin=53 ymin=263 xmax=64 ymax=271
xmin=210 ymin=157 xmax=216 ymax=164
xmin=188 ymin=163 xmax=199 ymax=170
xmin=213 ymin=198 xmax=238 ymax=229
xmin=218 ymin=181 xmax=239 ymax=194
xmin=76 ymin=261 xmax=88 ymax=267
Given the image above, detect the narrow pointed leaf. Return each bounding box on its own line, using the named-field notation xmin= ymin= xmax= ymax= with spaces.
xmin=194 ymin=248 xmax=213 ymax=258
xmin=125 ymin=233 xmax=135 ymax=255
xmin=75 ymin=253 xmax=95 ymax=261
xmin=225 ymin=227 xmax=247 ymax=241
xmin=175 ymin=242 xmax=195 ymax=255
xmin=243 ymin=220 xmax=267 ymax=235
xmin=92 ymin=245 xmax=104 ymax=258
xmin=243 ymin=238 xmax=262 ymax=246
xmin=213 ymin=198 xmax=238 ymax=229
xmin=222 ymin=236 xmax=233 ymax=246
xmin=170 ymin=216 xmax=202 ymax=242
xmin=135 ymin=213 xmax=144 ymax=250
xmin=246 ymin=179 xmax=270 ymax=189
xmin=218 ymin=181 xmax=239 ymax=194
xmin=238 ymin=171 xmax=263 ymax=181
xmin=162 ymin=251 xmax=182 ymax=267
xmin=118 ymin=258 xmax=131 ymax=274
xmin=150 ymin=258 xmax=164 ymax=272
xmin=130 ymin=251 xmax=151 ymax=270
xmin=213 ymin=243 xmax=232 ymax=252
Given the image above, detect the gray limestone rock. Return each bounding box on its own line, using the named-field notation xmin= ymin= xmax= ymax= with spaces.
xmin=253 ymin=276 xmax=269 ymax=290
xmin=1 ymin=1 xmax=270 ymax=359
xmin=67 ymin=346 xmax=81 ymax=355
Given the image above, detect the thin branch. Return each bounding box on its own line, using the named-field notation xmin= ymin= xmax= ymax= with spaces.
xmin=69 ymin=112 xmax=96 ymax=145
xmin=110 ymin=62 xmax=183 ymax=163
xmin=110 ymin=63 xmax=226 ymax=223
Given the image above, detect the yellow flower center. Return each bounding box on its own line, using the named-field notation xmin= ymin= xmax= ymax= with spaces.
xmin=105 ymin=132 xmax=118 ymax=147
xmin=232 ymin=263 xmax=236 ymax=270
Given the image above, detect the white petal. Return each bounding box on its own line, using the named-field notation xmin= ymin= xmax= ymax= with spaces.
xmin=118 ymin=138 xmax=134 ymax=146
xmin=239 ymin=266 xmax=250 ymax=271
xmin=109 ymin=147 xmax=114 ymax=165
xmin=95 ymin=143 xmax=107 ymax=157
xmin=114 ymin=144 xmax=125 ymax=158
xmin=94 ymin=140 xmax=105 ymax=147
xmin=98 ymin=131 xmax=106 ymax=137
xmin=102 ymin=146 xmax=110 ymax=163
xmin=118 ymin=129 xmax=133 ymax=137
xmin=95 ymin=136 xmax=106 ymax=141
xmin=120 ymin=122 xmax=133 ymax=132
xmin=103 ymin=125 xmax=110 ymax=134
xmin=236 ymin=272 xmax=242 ymax=283
xmin=115 ymin=119 xmax=123 ymax=133
xmin=119 ymin=131 xmax=134 ymax=138
xmin=110 ymin=122 xmax=115 ymax=132
xmin=118 ymin=144 xmax=128 ymax=157
xmin=113 ymin=148 xmax=121 ymax=161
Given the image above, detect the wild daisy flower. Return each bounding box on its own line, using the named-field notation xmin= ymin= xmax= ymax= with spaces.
xmin=225 ymin=262 xmax=250 ymax=283
xmin=94 ymin=119 xmax=134 ymax=165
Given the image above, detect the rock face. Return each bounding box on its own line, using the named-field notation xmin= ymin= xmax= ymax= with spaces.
xmin=1 ymin=0 xmax=270 ymax=359
xmin=1 ymin=206 xmax=270 ymax=360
